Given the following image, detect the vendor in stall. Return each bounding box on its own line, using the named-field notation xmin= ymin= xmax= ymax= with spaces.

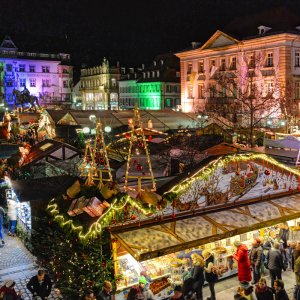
xmin=127 ymin=276 xmax=154 ymax=300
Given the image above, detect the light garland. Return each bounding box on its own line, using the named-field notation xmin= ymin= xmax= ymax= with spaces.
xmin=47 ymin=193 xmax=155 ymax=241
xmin=166 ymin=153 xmax=300 ymax=195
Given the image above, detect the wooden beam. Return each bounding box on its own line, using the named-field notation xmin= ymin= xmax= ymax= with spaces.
xmin=113 ymin=234 xmax=138 ymax=259
xmin=202 ymin=215 xmax=228 ymax=232
xmin=160 ymin=224 xmax=186 ymax=243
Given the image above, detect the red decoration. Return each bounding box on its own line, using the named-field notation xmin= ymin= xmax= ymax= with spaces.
xmin=100 ymin=158 xmax=105 ymax=164
xmin=265 ymin=170 xmax=270 ymax=176
xmin=131 ymin=214 xmax=136 ymax=220
xmin=142 ymin=172 xmax=146 ymax=176
xmin=148 ymin=135 xmax=152 ymax=141
xmin=136 ymin=164 xmax=143 ymax=171
xmin=138 ymin=142 xmax=144 ymax=148
xmin=125 ymin=133 xmax=130 ymax=139
xmin=101 ymin=261 xmax=106 ymax=268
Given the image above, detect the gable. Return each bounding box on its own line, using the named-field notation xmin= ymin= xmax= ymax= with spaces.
xmin=201 ymin=30 xmax=239 ymax=50
xmin=209 ymin=35 xmax=237 ymax=48
xmin=57 ymin=113 xmax=77 ymax=125
xmin=0 ymin=36 xmax=17 ymax=50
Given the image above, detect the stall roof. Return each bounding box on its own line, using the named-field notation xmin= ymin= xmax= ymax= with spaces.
xmin=11 ymin=175 xmax=77 ymax=202
xmin=112 ymin=194 xmax=300 ymax=261
xmin=24 ymin=139 xmax=82 ymax=166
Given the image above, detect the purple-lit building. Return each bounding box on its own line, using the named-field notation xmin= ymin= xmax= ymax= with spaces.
xmin=0 ymin=35 xmax=73 ymax=108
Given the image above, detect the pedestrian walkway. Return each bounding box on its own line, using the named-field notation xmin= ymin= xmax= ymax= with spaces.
xmin=0 ymin=232 xmax=63 ymax=300
xmin=203 ymin=269 xmax=296 ymax=299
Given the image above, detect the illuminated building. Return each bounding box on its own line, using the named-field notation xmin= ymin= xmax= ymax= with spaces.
xmin=176 ymin=23 xmax=300 ymax=115
xmin=80 ymin=58 xmax=121 ymax=110
xmin=119 ymin=53 xmax=181 ymax=110
xmin=0 ymin=35 xmax=73 ymax=108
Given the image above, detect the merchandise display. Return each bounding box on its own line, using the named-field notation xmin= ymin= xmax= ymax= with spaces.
xmin=115 ymin=218 xmax=300 ymax=300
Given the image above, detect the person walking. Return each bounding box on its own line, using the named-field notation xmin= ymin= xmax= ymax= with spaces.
xmin=233 ymin=240 xmax=252 ymax=283
xmin=202 ymin=250 xmax=217 ymax=300
xmin=97 ymin=280 xmax=112 ymax=300
xmin=7 ymin=197 xmax=20 ymax=237
xmin=255 ymin=278 xmax=273 ymax=300
xmin=190 ymin=253 xmax=205 ymax=300
xmin=266 ymin=242 xmax=285 ymax=290
xmin=294 ymin=253 xmax=300 ymax=300
xmin=0 ymin=205 xmax=5 ymax=245
xmin=249 ymin=238 xmax=263 ymax=284
xmin=273 ymin=279 xmax=289 ymax=300
xmin=26 ymin=270 xmax=52 ymax=300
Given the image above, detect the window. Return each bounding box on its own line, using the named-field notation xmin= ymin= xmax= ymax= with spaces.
xmin=19 ymin=64 xmax=25 ymax=72
xmin=29 ymin=65 xmax=35 ymax=72
xmin=30 ymin=79 xmax=36 ymax=87
xmin=63 ymin=80 xmax=68 ymax=88
xmin=210 ymin=59 xmax=216 ymax=71
xmin=267 ymin=81 xmax=273 ymax=94
xmin=6 ymin=64 xmax=12 ymax=72
xmin=249 ymin=55 xmax=255 ymax=68
xmin=198 ymin=84 xmax=204 ymax=98
xmin=187 ymin=85 xmax=193 ymax=98
xmin=42 ymin=79 xmax=50 ymax=87
xmin=231 ymin=57 xmax=237 ymax=70
xmin=6 ymin=80 xmax=13 ymax=87
xmin=42 ymin=66 xmax=50 ymax=73
xmin=296 ymin=52 xmax=300 ymax=67
xmin=198 ymin=60 xmax=204 ymax=73
xmin=111 ymin=78 xmax=116 ymax=87
xmin=210 ymin=84 xmax=216 ymax=97
xmin=19 ymin=78 xmax=26 ymax=87
xmin=295 ymin=82 xmax=300 ymax=99
xmin=187 ymin=62 xmax=192 ymax=74
xmin=62 ymin=68 xmax=68 ymax=74
xmin=266 ymin=53 xmax=273 ymax=67
xmin=220 ymin=58 xmax=226 ymax=71
xmin=165 ymin=98 xmax=171 ymax=107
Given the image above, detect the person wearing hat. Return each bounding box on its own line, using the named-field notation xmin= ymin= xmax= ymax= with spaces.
xmin=249 ymin=238 xmax=263 ymax=284
xmin=233 ymin=240 xmax=252 ymax=283
xmin=0 ymin=280 xmax=22 ymax=299
xmin=127 ymin=276 xmax=154 ymax=300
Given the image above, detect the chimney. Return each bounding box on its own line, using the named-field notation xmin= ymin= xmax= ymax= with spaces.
xmin=257 ymin=25 xmax=272 ymax=35
xmin=191 ymin=41 xmax=201 ymax=49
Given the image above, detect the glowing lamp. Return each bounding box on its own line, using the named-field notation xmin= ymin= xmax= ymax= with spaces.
xmin=82 ymin=127 xmax=90 ymax=134
xmin=104 ymin=126 xmax=112 ymax=133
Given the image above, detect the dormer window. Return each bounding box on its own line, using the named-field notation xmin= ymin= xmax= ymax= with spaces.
xmin=210 ymin=59 xmax=216 ymax=71
xmin=258 ymin=25 xmax=272 ymax=35
xmin=249 ymin=55 xmax=255 ymax=69
xmin=198 ymin=60 xmax=204 ymax=73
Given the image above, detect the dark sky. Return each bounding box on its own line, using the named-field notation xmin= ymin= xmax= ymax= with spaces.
xmin=1 ymin=0 xmax=300 ymax=68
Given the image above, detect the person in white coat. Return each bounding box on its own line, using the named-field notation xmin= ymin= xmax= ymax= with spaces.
xmin=7 ymin=198 xmax=20 ymax=236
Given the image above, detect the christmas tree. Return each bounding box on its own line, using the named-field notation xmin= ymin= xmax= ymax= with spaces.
xmin=124 ymin=106 xmax=156 ymax=194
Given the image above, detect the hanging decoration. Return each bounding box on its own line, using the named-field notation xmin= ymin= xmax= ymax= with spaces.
xmin=124 ymin=106 xmax=156 ymax=194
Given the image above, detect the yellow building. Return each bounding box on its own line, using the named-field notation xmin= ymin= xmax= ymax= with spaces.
xmin=176 ymin=26 xmax=300 ymax=123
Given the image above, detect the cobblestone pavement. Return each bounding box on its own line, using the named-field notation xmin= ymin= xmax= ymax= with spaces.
xmin=0 ymin=230 xmax=63 ymax=300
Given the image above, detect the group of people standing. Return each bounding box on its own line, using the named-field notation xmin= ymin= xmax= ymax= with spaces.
xmin=232 ymin=222 xmax=300 ymax=300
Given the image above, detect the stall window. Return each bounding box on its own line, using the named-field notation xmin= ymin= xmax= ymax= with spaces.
xmin=240 ymin=233 xmax=247 ymax=242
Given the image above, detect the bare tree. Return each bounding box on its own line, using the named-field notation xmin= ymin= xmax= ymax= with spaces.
xmin=204 ymin=50 xmax=284 ymax=146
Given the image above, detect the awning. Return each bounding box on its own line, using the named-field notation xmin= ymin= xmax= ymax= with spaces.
xmin=112 ymin=194 xmax=300 ymax=261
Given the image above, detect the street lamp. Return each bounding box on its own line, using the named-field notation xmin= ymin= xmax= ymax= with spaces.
xmin=82 ymin=127 xmax=90 ymax=134
xmin=104 ymin=126 xmax=112 ymax=133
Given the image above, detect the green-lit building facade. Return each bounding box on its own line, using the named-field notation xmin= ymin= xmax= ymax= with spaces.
xmin=119 ymin=53 xmax=181 ymax=110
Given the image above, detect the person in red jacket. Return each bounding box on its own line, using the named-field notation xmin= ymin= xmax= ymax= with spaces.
xmin=233 ymin=240 xmax=252 ymax=283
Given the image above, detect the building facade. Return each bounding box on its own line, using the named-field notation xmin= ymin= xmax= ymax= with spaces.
xmin=119 ymin=54 xmax=181 ymax=110
xmin=80 ymin=58 xmax=120 ymax=110
xmin=176 ymin=28 xmax=300 ymax=120
xmin=0 ymin=36 xmax=73 ymax=108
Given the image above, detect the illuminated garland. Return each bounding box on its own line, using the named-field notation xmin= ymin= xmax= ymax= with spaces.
xmin=47 ymin=193 xmax=155 ymax=241
xmin=166 ymin=153 xmax=300 ymax=195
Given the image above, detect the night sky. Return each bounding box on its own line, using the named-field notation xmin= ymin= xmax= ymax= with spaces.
xmin=1 ymin=0 xmax=300 ymax=68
